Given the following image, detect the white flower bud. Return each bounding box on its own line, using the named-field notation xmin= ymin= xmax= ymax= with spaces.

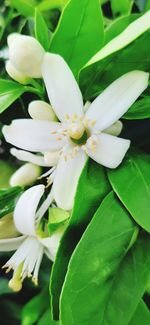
xmin=6 ymin=60 xmax=29 ymax=85
xmin=28 ymin=100 xmax=57 ymax=121
xmin=10 ymin=163 xmax=41 ymax=187
xmin=8 ymin=34 xmax=45 ymax=78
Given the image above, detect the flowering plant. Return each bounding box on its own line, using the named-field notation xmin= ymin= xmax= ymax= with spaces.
xmin=0 ymin=1 xmax=150 ymax=324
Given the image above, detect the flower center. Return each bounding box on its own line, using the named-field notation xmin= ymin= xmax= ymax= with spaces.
xmin=68 ymin=121 xmax=85 ymax=140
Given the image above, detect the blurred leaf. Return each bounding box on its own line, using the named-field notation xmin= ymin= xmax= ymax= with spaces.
xmin=11 ymin=0 xmax=35 ymax=17
xmin=111 ymin=0 xmax=133 ymax=16
xmin=0 ymin=298 xmax=21 ymax=325
xmin=103 ymin=234 xmax=150 ymax=324
xmin=0 ymin=79 xmax=25 ymax=114
xmin=60 ymin=192 xmax=135 ymax=325
xmin=134 ymin=0 xmax=148 ymax=11
xmin=0 ymin=186 xmax=23 ymax=218
xmin=22 ymin=287 xmax=49 ymax=325
xmin=50 ymin=160 xmax=110 ymax=319
xmin=80 ymin=30 xmax=150 ymax=100
xmin=38 ymin=309 xmax=59 ymax=324
xmin=0 ymin=160 xmax=15 ymax=188
xmin=129 ymin=300 xmax=150 ymax=325
xmin=108 ymin=151 xmax=150 ymax=233
xmin=35 ymin=9 xmax=51 ymax=51
xmin=0 ymin=278 xmax=12 ymax=295
xmin=123 ymin=96 xmax=150 ymax=119
xmin=50 ymin=0 xmax=104 ymax=76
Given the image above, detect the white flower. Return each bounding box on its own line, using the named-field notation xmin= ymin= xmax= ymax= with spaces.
xmin=10 ymin=163 xmax=41 ymax=187
xmin=0 ymin=185 xmax=64 ymax=291
xmin=3 ymin=54 xmax=149 ymax=210
xmin=7 ymin=33 xmax=45 ymax=79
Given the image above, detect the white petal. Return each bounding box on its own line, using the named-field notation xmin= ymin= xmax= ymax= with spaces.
xmin=86 ymin=71 xmax=149 ymax=131
xmin=3 ymin=119 xmax=65 ymax=152
xmin=42 ymin=53 xmax=84 ymax=122
xmin=14 ymin=185 xmax=45 ymax=236
xmin=0 ymin=236 xmax=26 ymax=252
xmin=53 ymin=144 xmax=87 ymax=210
xmin=40 ymin=226 xmax=65 ymax=262
xmin=10 ymin=148 xmax=49 ymax=167
xmin=36 ymin=189 xmax=54 ymax=222
xmin=87 ymin=133 xmax=130 ymax=169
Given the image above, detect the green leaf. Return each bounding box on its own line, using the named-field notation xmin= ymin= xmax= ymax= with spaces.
xmin=38 ymin=309 xmax=60 ymax=325
xmin=0 ymin=187 xmax=23 ymax=218
xmin=80 ymin=30 xmax=150 ymax=100
xmin=135 ymin=0 xmax=148 ymax=11
xmin=0 ymin=279 xmax=12 ymax=295
xmin=111 ymin=0 xmax=133 ymax=16
xmin=129 ymin=300 xmax=150 ymax=325
xmin=60 ymin=192 xmax=135 ymax=325
xmin=80 ymin=13 xmax=150 ymax=100
xmin=0 ymin=160 xmax=15 ymax=188
xmin=102 ymin=234 xmax=150 ymax=324
xmin=37 ymin=0 xmax=68 ymax=12
xmin=35 ymin=9 xmax=51 ymax=51
xmin=50 ymin=160 xmax=110 ymax=319
xmin=108 ymin=151 xmax=150 ymax=233
xmin=11 ymin=0 xmax=35 ymax=17
xmin=0 ymin=79 xmax=25 ymax=114
xmin=22 ymin=287 xmax=49 ymax=325
xmin=104 ymin=14 xmax=140 ymax=44
xmin=123 ymin=96 xmax=150 ymax=119
xmin=50 ymin=0 xmax=104 ymax=76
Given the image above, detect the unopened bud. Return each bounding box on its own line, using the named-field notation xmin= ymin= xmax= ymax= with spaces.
xmin=10 ymin=163 xmax=41 ymax=187
xmin=0 ymin=213 xmax=19 ymax=239
xmin=104 ymin=120 xmax=123 ymax=136
xmin=6 ymin=60 xmax=29 ymax=85
xmin=28 ymin=100 xmax=57 ymax=121
xmin=8 ymin=33 xmax=45 ymax=78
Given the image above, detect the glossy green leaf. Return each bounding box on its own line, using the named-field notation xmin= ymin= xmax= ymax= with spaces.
xmin=50 ymin=160 xmax=110 ymax=319
xmin=108 ymin=151 xmax=150 ymax=232
xmin=50 ymin=0 xmax=104 ymax=76
xmin=0 ymin=187 xmax=23 ymax=218
xmin=102 ymin=234 xmax=150 ymax=324
xmin=60 ymin=192 xmax=135 ymax=325
xmin=129 ymin=300 xmax=150 ymax=325
xmin=35 ymin=9 xmax=51 ymax=51
xmin=0 ymin=79 xmax=25 ymax=114
xmin=37 ymin=0 xmax=68 ymax=12
xmin=104 ymin=14 xmax=140 ymax=44
xmin=11 ymin=0 xmax=34 ymax=17
xmin=0 ymin=160 xmax=15 ymax=188
xmin=123 ymin=96 xmax=150 ymax=119
xmin=111 ymin=0 xmax=133 ymax=16
xmin=22 ymin=287 xmax=49 ymax=325
xmin=80 ymin=30 xmax=150 ymax=100
xmin=38 ymin=309 xmax=59 ymax=325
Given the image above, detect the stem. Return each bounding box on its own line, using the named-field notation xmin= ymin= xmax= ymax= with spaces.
xmin=25 ymin=86 xmax=44 ymax=100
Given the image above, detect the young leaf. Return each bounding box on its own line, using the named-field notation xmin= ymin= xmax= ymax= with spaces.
xmin=102 ymin=234 xmax=150 ymax=324
xmin=123 ymin=96 xmax=150 ymax=119
xmin=35 ymin=9 xmax=51 ymax=51
xmin=50 ymin=0 xmax=104 ymax=76
xmin=111 ymin=0 xmax=133 ymax=16
xmin=60 ymin=192 xmax=135 ymax=325
xmin=129 ymin=300 xmax=150 ymax=325
xmin=108 ymin=151 xmax=150 ymax=233
xmin=0 ymin=79 xmax=25 ymax=114
xmin=0 ymin=187 xmax=23 ymax=218
xmin=50 ymin=160 xmax=110 ymax=319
